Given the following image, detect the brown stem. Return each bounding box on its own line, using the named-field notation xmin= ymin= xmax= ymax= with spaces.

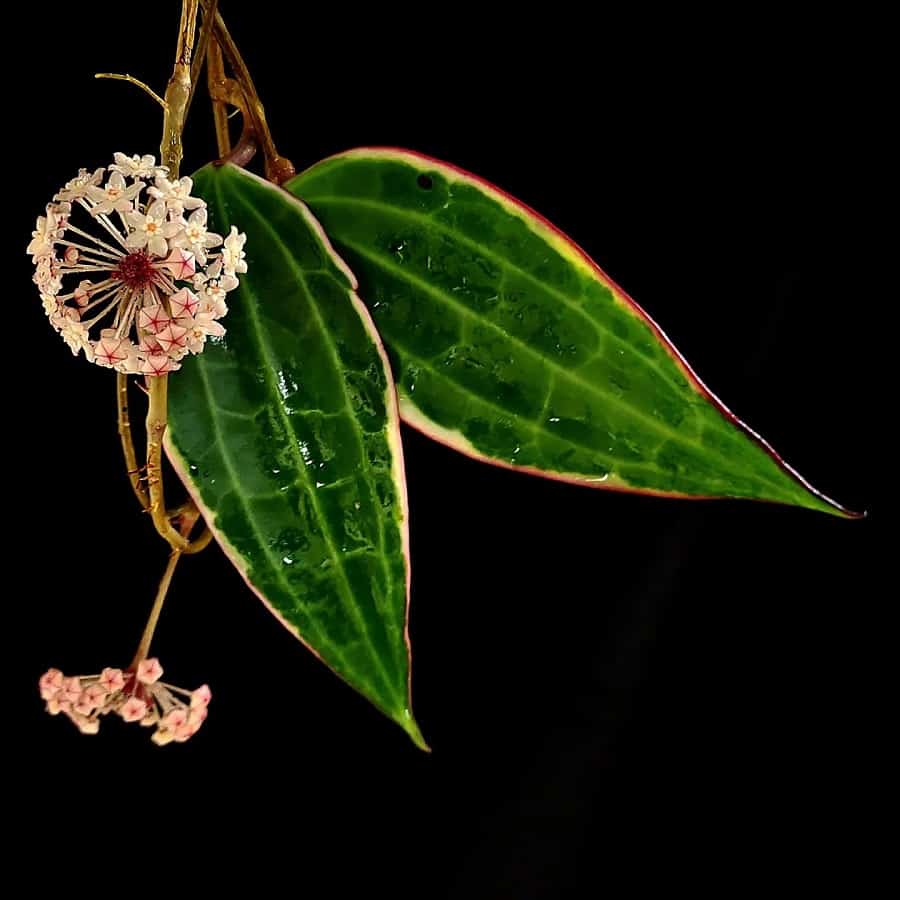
xmin=160 ymin=0 xmax=199 ymax=175
xmin=184 ymin=526 xmax=214 ymax=555
xmin=217 ymin=129 xmax=258 ymax=169
xmin=207 ymin=36 xmax=232 ymax=157
xmin=130 ymin=548 xmax=182 ymax=668
xmin=128 ymin=503 xmax=197 ymax=668
xmin=171 ymin=500 xmax=214 ymax=555
xmin=200 ymin=1 xmax=295 ymax=183
xmin=187 ymin=0 xmax=219 ymax=115
xmin=120 ymin=354 xmax=211 ymax=553
xmin=117 ymin=373 xmax=150 ymax=509
xmin=146 ymin=375 xmax=189 ymax=551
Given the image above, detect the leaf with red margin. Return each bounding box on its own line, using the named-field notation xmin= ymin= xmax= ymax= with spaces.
xmin=166 ymin=163 xmax=426 ymax=749
xmin=288 ymin=149 xmax=859 ymax=518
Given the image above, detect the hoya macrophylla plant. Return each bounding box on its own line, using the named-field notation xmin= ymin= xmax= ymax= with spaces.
xmin=28 ymin=153 xmax=244 ymax=375
xmin=30 ymin=0 xmax=862 ymax=753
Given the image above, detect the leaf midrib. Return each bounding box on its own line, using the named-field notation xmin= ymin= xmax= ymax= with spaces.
xmin=334 ymin=236 xmax=792 ymax=499
xmin=217 ymin=177 xmax=404 ymax=708
xmin=233 ymin=190 xmax=396 ymax=628
xmin=230 ymin=185 xmax=402 ymax=652
xmin=186 ymin=355 xmax=354 ymax=676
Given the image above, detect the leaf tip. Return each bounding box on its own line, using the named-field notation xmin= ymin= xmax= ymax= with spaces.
xmin=785 ymin=478 xmax=866 ymax=521
xmin=834 ymin=503 xmax=868 ymax=521
xmin=396 ymin=709 xmax=430 ymax=752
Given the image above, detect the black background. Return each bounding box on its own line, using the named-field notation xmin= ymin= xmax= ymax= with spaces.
xmin=9 ymin=4 xmax=884 ymax=892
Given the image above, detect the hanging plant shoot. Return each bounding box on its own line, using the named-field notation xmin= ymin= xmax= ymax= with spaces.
xmin=27 ymin=0 xmax=862 ymax=750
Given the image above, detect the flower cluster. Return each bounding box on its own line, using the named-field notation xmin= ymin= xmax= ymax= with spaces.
xmin=28 ymin=153 xmax=247 ymax=375
xmin=39 ymin=658 xmax=210 ymax=745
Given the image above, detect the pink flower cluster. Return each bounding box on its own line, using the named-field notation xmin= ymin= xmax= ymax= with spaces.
xmin=39 ymin=658 xmax=210 ymax=745
xmin=27 ymin=152 xmax=246 ymax=375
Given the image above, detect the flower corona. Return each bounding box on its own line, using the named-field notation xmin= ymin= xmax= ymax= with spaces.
xmin=27 ymin=153 xmax=246 ymax=375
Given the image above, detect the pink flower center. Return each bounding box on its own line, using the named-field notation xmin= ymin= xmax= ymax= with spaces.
xmin=115 ymin=251 xmax=155 ymax=288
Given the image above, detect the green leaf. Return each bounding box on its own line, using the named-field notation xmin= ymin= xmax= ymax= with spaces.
xmin=288 ymin=149 xmax=858 ymax=518
xmin=166 ymin=163 xmax=426 ymax=749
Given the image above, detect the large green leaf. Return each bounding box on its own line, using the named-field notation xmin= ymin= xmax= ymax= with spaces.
xmin=288 ymin=149 xmax=857 ymax=518
xmin=165 ymin=163 xmax=425 ymax=748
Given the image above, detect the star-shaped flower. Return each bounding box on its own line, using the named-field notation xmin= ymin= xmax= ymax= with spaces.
xmin=125 ymin=200 xmax=181 ymax=258
xmin=87 ymin=171 xmax=143 ymax=215
xmin=171 ymin=207 xmax=222 ymax=264
xmin=93 ymin=331 xmax=135 ymax=369
xmin=148 ymin=174 xmax=205 ymax=215
xmin=55 ymin=167 xmax=104 ymax=202
xmin=110 ymin=153 xmax=166 ymax=180
xmin=168 ymin=287 xmax=200 ymax=318
xmin=221 ymin=226 xmax=248 ymax=276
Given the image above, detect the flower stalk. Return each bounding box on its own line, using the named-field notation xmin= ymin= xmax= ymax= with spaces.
xmin=131 ymin=548 xmax=183 ymax=667
xmin=146 ymin=373 xmax=190 ymax=550
xmin=117 ymin=371 xmax=150 ymax=509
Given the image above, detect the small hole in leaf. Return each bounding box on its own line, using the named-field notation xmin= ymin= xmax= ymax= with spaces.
xmin=417 ymin=174 xmax=433 ymax=190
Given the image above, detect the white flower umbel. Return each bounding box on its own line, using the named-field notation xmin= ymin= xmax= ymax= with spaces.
xmin=28 ymin=153 xmax=246 ymax=375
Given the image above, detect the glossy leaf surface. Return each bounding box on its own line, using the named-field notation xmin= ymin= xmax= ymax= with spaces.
xmin=289 ymin=149 xmax=855 ymax=517
xmin=166 ymin=163 xmax=424 ymax=747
